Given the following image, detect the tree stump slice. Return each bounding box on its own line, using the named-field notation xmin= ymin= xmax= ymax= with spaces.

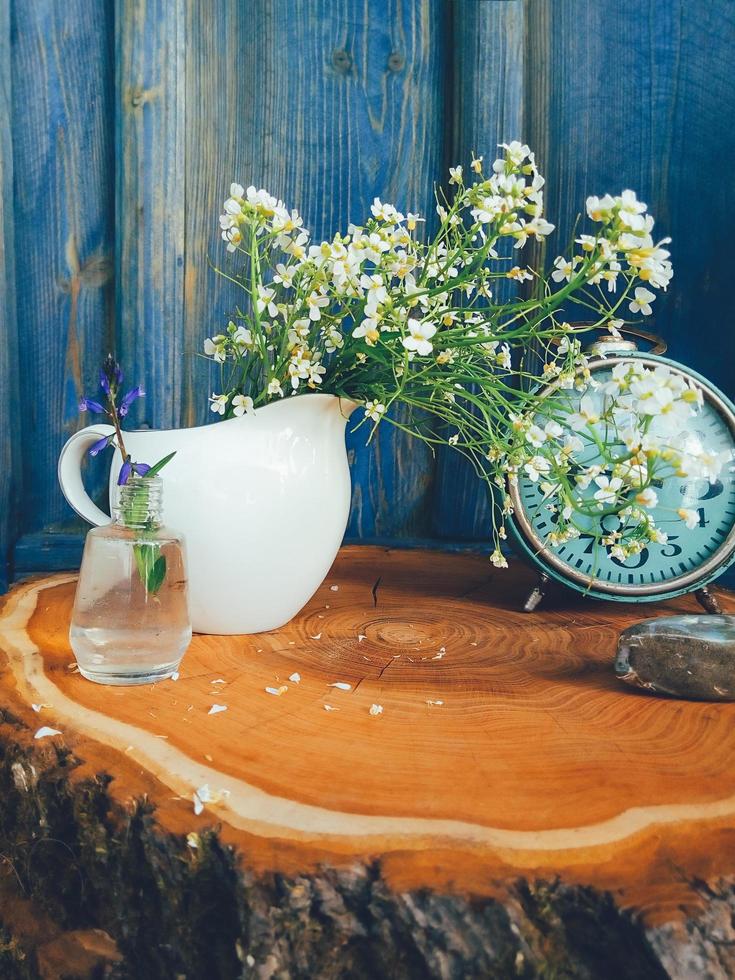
xmin=1 ymin=546 xmax=735 ymax=979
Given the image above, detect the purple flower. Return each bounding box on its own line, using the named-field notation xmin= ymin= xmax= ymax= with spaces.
xmin=117 ymin=458 xmax=152 ymax=485
xmin=101 ymin=355 xmax=123 ymax=395
xmin=118 ymin=386 xmax=145 ymax=418
xmin=88 ymin=434 xmax=114 ymax=457
xmin=79 ymin=397 xmax=106 ymax=414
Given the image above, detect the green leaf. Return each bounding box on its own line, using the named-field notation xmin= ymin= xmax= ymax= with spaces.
xmin=133 ymin=542 xmax=167 ymax=595
xmin=143 ymin=451 xmax=177 ymax=479
xmin=147 ymin=555 xmax=167 ymax=595
xmin=133 ymin=543 xmax=148 ymax=585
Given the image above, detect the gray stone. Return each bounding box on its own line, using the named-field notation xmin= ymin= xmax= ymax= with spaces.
xmin=615 ymin=615 xmax=735 ymax=701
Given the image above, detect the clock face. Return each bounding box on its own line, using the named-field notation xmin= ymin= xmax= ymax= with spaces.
xmin=512 ymin=357 xmax=735 ymax=596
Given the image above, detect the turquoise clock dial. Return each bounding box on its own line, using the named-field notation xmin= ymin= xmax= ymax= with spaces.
xmin=508 ymin=354 xmax=735 ymax=601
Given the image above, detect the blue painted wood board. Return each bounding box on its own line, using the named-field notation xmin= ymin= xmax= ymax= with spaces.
xmin=10 ymin=0 xmax=115 ymax=542
xmin=0 ymin=0 xmax=19 ymax=591
xmin=2 ymin=0 xmax=735 ymax=596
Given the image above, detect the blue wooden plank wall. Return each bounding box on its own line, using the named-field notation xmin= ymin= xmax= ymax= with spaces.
xmin=1 ymin=0 xmax=734 ymax=586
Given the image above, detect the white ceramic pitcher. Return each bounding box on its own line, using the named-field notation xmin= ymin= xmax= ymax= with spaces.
xmin=58 ymin=394 xmax=357 ymax=634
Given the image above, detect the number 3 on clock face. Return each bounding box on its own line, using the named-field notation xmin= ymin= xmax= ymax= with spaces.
xmin=507 ymin=354 xmax=735 ymax=602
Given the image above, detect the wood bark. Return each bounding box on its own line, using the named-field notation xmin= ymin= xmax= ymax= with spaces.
xmin=1 ymin=546 xmax=734 ymax=979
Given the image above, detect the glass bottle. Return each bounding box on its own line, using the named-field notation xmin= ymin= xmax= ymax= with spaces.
xmin=69 ymin=477 xmax=192 ymax=685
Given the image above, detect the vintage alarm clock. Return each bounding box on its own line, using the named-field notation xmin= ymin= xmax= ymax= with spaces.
xmin=507 ymin=327 xmax=735 ymax=613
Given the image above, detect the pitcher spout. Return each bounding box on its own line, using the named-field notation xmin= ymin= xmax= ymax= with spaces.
xmin=337 ymin=396 xmax=360 ymax=419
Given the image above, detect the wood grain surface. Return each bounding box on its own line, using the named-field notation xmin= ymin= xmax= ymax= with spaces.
xmin=3 ymin=548 xmax=735 ymax=923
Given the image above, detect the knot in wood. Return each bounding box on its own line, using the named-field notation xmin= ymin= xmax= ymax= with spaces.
xmin=332 ymin=49 xmax=352 ymax=74
xmin=387 ymin=51 xmax=405 ymax=72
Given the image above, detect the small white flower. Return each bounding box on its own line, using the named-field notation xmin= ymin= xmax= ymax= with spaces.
xmin=209 ymin=393 xmax=228 ymax=416
xmin=567 ymin=394 xmax=600 ymax=430
xmin=490 ymin=549 xmax=508 ymax=569
xmin=551 ymin=255 xmax=580 ymax=283
xmin=232 ymin=394 xmax=254 ymax=417
xmin=506 ymin=266 xmax=533 ymax=282
xmin=526 ymin=424 xmax=547 ymax=448
xmin=364 ymin=400 xmax=386 ymax=422
xmin=233 ymin=326 xmax=253 ymax=349
xmin=593 ymin=475 xmax=623 ymax=504
xmin=353 ymin=318 xmax=380 ymax=346
xmin=524 ymin=455 xmax=551 ymax=482
xmin=273 ymin=263 xmax=296 ymax=288
xmin=204 ymin=336 xmax=227 ymax=363
xmin=616 ymin=189 xmax=648 ymax=231
xmin=370 ymin=198 xmax=404 ymax=223
xmin=586 ymin=193 xmax=616 ymax=222
xmin=495 ymin=344 xmax=511 ymax=370
xmin=267 ymin=378 xmax=284 ymax=398
xmin=402 ymin=321 xmax=437 ymax=356
xmin=359 ymin=273 xmax=388 ymax=305
xmin=306 ymin=290 xmax=329 ymax=321
xmin=449 ymin=165 xmax=463 ymax=184
xmin=677 ymin=507 xmax=699 ymax=529
xmin=634 ymin=487 xmax=658 ymax=508
xmin=629 ymin=287 xmax=656 ymax=316
xmin=369 ymin=703 xmax=384 ymax=716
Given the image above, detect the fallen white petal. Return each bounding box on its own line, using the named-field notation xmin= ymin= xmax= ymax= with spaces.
xmin=330 ymin=585 xmax=339 ymax=592
xmin=323 ymin=704 xmax=338 ymax=712
xmin=208 ymin=704 xmax=228 ymax=715
xmin=211 ymin=678 xmax=226 ymax=685
xmin=426 ymin=699 xmax=444 ymax=706
xmin=31 ymin=703 xmax=50 ymax=713
xmin=328 ymin=682 xmax=352 ymax=691
xmin=34 ymin=727 xmax=62 ymax=740
xmin=193 ymin=783 xmax=213 ymax=815
xmin=265 ymin=685 xmax=288 ymax=696
xmin=170 ymin=671 xmax=180 ymax=681
xmin=358 ymin=634 xmax=366 ymax=642
xmin=310 ymin=633 xmax=322 ymax=640
xmin=289 ymin=672 xmax=301 ymax=683
xmin=186 ymin=832 xmax=200 ymax=849
xmin=369 ymin=704 xmax=383 ymax=716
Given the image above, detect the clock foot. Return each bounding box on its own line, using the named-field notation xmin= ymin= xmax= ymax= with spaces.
xmin=523 ymin=573 xmax=550 ymax=612
xmin=695 ymin=587 xmax=722 ymax=615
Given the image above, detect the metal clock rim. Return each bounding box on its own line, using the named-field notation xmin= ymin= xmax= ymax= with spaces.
xmin=508 ymin=353 xmax=735 ymax=597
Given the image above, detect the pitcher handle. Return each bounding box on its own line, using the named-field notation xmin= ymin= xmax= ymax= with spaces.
xmin=58 ymin=425 xmax=115 ymax=526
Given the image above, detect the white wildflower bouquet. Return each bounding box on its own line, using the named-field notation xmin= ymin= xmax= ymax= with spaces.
xmin=203 ymin=141 xmax=717 ymax=564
